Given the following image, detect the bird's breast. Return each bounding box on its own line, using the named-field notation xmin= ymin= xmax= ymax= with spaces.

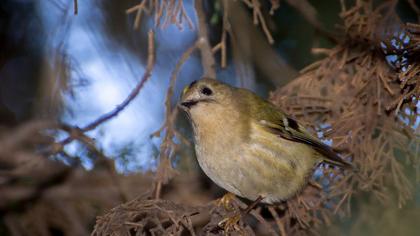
xmin=190 ymin=110 xmax=318 ymax=203
xmin=193 ymin=116 xmax=248 ymax=197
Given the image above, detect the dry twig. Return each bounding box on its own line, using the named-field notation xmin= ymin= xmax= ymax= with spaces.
xmin=52 ymin=30 xmax=156 ymax=154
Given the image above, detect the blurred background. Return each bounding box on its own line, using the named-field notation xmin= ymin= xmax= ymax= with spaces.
xmin=0 ymin=0 xmax=419 ymax=235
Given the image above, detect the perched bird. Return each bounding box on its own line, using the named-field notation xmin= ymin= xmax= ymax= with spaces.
xmin=179 ymin=78 xmax=353 ymax=206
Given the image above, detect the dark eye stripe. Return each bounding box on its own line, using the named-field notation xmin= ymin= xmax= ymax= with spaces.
xmin=188 ymin=80 xmax=197 ymax=88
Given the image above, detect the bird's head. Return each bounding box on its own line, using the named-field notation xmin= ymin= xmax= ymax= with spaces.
xmin=178 ymin=78 xmax=236 ymax=126
xmin=179 ymin=78 xmax=233 ymax=110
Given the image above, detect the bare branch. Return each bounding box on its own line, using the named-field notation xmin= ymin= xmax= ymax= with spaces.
xmin=126 ymin=0 xmax=148 ymax=29
xmin=56 ymin=30 xmax=156 ymax=149
xmin=241 ymin=0 xmax=275 ymax=44
xmin=153 ymin=42 xmax=197 ymax=199
xmin=73 ymin=0 xmax=78 ymax=15
xmin=194 ymin=0 xmax=217 ymax=78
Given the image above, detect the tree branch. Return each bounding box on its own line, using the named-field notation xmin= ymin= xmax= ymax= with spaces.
xmin=194 ymin=0 xmax=216 ymax=78
xmin=74 ymin=0 xmax=78 ymax=15
xmin=55 ymin=30 xmax=156 ymax=150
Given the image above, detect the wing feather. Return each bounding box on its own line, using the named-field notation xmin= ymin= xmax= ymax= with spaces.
xmin=259 ymin=119 xmax=354 ymax=169
xmin=237 ymin=88 xmax=355 ymax=170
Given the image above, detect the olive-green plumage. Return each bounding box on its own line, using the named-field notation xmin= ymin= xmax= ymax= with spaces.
xmin=179 ymin=78 xmax=353 ymax=204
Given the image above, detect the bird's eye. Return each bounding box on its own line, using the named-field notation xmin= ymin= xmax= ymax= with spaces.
xmin=201 ymin=87 xmax=213 ymax=96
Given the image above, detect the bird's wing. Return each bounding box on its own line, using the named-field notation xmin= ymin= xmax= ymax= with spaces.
xmin=243 ymin=90 xmax=354 ymax=170
xmin=258 ymin=118 xmax=354 ymax=169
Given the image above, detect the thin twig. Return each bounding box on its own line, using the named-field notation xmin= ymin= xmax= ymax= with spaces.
xmin=153 ymin=42 xmax=197 ymax=199
xmin=55 ymin=30 xmax=155 ymax=151
xmin=268 ymin=206 xmax=287 ymax=236
xmin=126 ymin=0 xmax=148 ymax=29
xmin=59 ymin=124 xmax=129 ymax=202
xmin=241 ymin=0 xmax=275 ymax=44
xmin=73 ymin=0 xmax=78 ymax=15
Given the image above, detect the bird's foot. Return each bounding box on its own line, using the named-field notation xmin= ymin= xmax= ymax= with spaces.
xmin=217 ymin=196 xmax=264 ymax=233
xmin=217 ymin=192 xmax=236 ymax=211
xmin=218 ymin=212 xmax=242 ymax=233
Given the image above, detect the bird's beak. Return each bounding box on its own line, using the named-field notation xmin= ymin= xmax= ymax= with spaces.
xmin=179 ymin=100 xmax=198 ymax=110
xmin=179 ymin=85 xmax=193 ymax=110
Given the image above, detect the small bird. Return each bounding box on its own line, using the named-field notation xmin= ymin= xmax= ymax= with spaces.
xmin=179 ymin=78 xmax=353 ymax=206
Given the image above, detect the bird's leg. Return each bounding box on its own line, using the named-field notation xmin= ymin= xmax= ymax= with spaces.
xmin=243 ymin=195 xmax=264 ymax=214
xmin=218 ymin=196 xmax=264 ymax=232
xmin=217 ymin=192 xmax=236 ymax=211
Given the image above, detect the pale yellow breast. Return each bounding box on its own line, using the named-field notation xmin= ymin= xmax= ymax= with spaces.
xmin=191 ymin=103 xmax=249 ymax=197
xmin=189 ymin=103 xmax=319 ymax=203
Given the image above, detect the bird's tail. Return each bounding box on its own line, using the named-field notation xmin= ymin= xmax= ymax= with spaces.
xmin=315 ymin=149 xmax=358 ymax=171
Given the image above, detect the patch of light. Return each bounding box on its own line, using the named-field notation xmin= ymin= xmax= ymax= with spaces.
xmin=39 ymin=0 xmax=202 ymax=173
